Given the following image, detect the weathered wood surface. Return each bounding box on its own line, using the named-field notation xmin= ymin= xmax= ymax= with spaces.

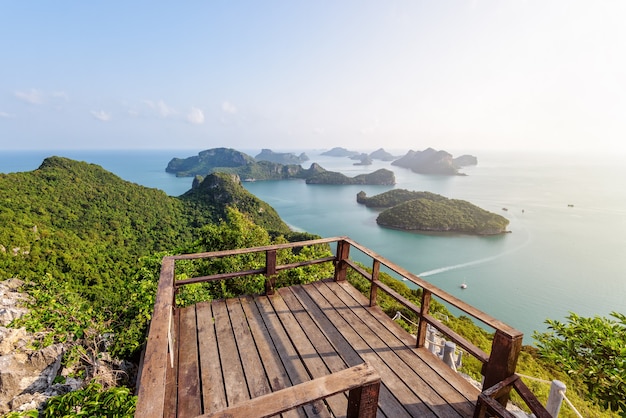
xmin=201 ymin=362 xmax=380 ymax=418
xmin=168 ymin=280 xmax=480 ymax=418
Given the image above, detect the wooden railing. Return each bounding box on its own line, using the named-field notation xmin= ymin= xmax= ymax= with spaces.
xmin=135 ymin=236 xmax=527 ymax=417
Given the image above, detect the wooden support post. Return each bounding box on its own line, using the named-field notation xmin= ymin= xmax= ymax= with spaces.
xmin=482 ymin=330 xmax=523 ymax=407
xmin=347 ymin=380 xmax=380 ymax=418
xmin=369 ymin=259 xmax=380 ymax=307
xmin=265 ymin=249 xmax=277 ymax=295
xmin=334 ymin=240 xmax=350 ymax=282
xmin=546 ymin=380 xmax=566 ymax=417
xmin=416 ymin=289 xmax=432 ymax=348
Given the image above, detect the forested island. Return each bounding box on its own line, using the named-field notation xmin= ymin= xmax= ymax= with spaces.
xmin=358 ymin=189 xmax=509 ymax=235
xmin=392 ymin=147 xmax=477 ymax=175
xmin=166 ymin=147 xmax=395 ymax=185
xmin=0 ymin=157 xmax=621 ymax=416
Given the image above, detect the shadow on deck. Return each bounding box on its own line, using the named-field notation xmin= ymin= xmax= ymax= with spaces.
xmin=135 ymin=237 xmax=551 ymax=418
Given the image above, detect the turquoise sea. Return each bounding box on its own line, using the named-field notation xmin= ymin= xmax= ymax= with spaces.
xmin=2 ymin=149 xmax=625 ymax=343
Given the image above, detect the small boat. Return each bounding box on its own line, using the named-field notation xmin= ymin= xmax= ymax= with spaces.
xmin=460 ymin=282 xmax=467 ymax=289
xmin=502 ymin=207 xmax=508 ymax=211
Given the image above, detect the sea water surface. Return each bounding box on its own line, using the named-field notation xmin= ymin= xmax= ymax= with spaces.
xmin=1 ymin=149 xmax=625 ymax=342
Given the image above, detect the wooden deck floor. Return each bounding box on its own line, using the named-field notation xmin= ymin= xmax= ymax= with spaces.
xmin=167 ymin=279 xmax=480 ymax=418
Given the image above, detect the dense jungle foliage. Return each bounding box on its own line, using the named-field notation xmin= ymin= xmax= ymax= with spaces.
xmin=0 ymin=157 xmax=621 ymax=417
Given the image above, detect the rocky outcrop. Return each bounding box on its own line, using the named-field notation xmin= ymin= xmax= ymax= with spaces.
xmin=0 ymin=279 xmax=69 ymax=414
xmin=0 ymin=279 xmax=135 ymax=415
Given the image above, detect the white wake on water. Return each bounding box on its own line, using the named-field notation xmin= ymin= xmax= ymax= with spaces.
xmin=418 ymin=214 xmax=532 ymax=277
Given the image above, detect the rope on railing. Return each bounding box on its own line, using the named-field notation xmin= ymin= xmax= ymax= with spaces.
xmin=391 ymin=311 xmax=419 ymax=327
xmin=517 ymin=374 xmax=584 ymax=418
xmin=516 ymin=373 xmax=551 ymax=384
xmin=560 ymin=390 xmax=584 ymax=418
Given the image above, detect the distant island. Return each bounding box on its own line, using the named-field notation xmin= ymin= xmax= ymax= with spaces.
xmin=323 ymin=147 xmax=398 ymax=162
xmin=166 ymin=148 xmax=395 ymax=185
xmin=357 ymin=189 xmax=508 ymax=235
xmin=255 ymin=149 xmax=309 ymax=164
xmin=392 ymin=148 xmax=477 ymax=175
xmin=306 ymin=168 xmax=395 ymax=185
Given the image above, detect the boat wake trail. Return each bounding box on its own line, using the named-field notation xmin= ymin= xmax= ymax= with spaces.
xmin=418 ymin=216 xmax=532 ymax=278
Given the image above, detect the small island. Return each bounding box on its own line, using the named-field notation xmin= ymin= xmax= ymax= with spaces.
xmin=306 ymin=168 xmax=395 ymax=185
xmin=357 ymin=189 xmax=509 ymax=235
xmin=255 ymin=149 xmax=309 ymax=164
xmin=392 ymin=147 xmax=477 ymax=175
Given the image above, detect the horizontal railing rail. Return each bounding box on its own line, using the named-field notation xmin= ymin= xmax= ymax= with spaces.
xmin=198 ymin=362 xmax=381 ymax=418
xmin=135 ymin=236 xmax=527 ymax=417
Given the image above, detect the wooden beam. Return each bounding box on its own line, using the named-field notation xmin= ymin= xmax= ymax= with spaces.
xmin=265 ymin=249 xmax=277 ymax=295
xmin=333 ymin=239 xmax=350 ymax=282
xmin=199 ymin=363 xmax=381 ymax=418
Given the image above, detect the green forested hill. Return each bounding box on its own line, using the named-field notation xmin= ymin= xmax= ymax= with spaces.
xmin=0 ymin=157 xmax=300 ymax=354
xmin=0 ymin=157 xmax=193 ymax=305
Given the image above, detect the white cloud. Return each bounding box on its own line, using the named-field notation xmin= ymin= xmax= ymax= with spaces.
xmin=221 ymin=101 xmax=237 ymax=114
xmin=144 ymin=99 xmax=177 ymax=117
xmin=90 ymin=110 xmax=111 ymax=121
xmin=187 ymin=107 xmax=205 ymax=124
xmin=51 ymin=91 xmax=69 ymax=101
xmin=0 ymin=111 xmax=15 ymax=119
xmin=15 ymin=89 xmax=44 ymax=104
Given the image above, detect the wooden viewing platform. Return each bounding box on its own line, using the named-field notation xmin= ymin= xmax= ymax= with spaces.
xmin=136 ymin=237 xmax=551 ymax=418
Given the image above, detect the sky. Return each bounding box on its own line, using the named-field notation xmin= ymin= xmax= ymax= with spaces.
xmin=1 ymin=1 xmax=625 ymax=154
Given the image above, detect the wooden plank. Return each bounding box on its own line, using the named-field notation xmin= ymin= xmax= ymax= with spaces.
xmin=212 ymin=299 xmax=249 ymax=406
xmin=304 ymin=282 xmax=436 ymax=417
xmin=200 ymin=363 xmax=381 ymax=418
xmin=226 ymin=298 xmax=272 ymax=399
xmin=334 ymin=281 xmax=478 ymax=416
xmin=196 ymin=301 xmax=227 ymax=414
xmin=163 ymin=307 xmax=178 ymax=418
xmin=289 ymin=285 xmax=405 ymax=418
xmin=239 ymin=296 xmax=305 ymax=418
xmin=254 ymin=296 xmax=331 ymax=418
xmin=268 ymin=292 xmax=348 ymax=416
xmin=177 ymin=306 xmax=202 ymax=418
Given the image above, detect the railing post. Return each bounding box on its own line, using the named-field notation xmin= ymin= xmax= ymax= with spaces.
xmin=482 ymin=330 xmax=523 ymax=407
xmin=265 ymin=249 xmax=277 ymax=295
xmin=334 ymin=239 xmax=350 ymax=282
xmin=416 ymin=289 xmax=431 ymax=348
xmin=347 ymin=380 xmax=380 ymax=418
xmin=442 ymin=342 xmax=457 ymax=371
xmin=546 ymin=380 xmax=566 ymax=417
xmin=369 ymin=259 xmax=380 ymax=307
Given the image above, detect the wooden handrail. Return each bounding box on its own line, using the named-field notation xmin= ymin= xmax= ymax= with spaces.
xmin=198 ymin=362 xmax=381 ymax=418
